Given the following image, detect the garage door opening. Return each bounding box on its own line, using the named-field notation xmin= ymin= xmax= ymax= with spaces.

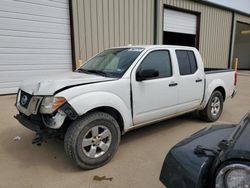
xmin=163 ymin=9 xmax=199 ymax=48
xmin=233 ymin=22 xmax=250 ymax=70
xmin=163 ymin=31 xmax=196 ymax=47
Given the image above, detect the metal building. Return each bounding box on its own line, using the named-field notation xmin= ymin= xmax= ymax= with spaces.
xmin=0 ymin=0 xmax=250 ymax=94
xmin=0 ymin=0 xmax=73 ymax=94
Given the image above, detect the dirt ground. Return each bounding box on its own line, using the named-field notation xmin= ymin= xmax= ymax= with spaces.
xmin=0 ymin=74 xmax=249 ymax=188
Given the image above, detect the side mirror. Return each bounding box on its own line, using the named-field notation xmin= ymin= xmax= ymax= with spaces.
xmin=136 ymin=69 xmax=159 ymax=81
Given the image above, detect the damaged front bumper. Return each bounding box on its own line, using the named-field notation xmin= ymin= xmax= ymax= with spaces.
xmin=14 ymin=113 xmax=42 ymax=132
xmin=14 ymin=113 xmax=61 ymax=145
xmin=15 ymin=90 xmax=78 ymax=145
xmin=16 ymin=90 xmax=78 ymax=129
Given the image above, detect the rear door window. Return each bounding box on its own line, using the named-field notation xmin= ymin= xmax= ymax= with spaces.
xmin=176 ymin=50 xmax=197 ymax=75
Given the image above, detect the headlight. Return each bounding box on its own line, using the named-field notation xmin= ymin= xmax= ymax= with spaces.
xmin=40 ymin=96 xmax=66 ymax=114
xmin=215 ymin=164 xmax=250 ymax=188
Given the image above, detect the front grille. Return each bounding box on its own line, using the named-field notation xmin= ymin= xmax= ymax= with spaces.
xmin=19 ymin=90 xmax=32 ymax=108
xmin=16 ymin=90 xmax=43 ymax=116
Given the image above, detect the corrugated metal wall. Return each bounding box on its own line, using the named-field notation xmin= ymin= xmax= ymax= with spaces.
xmin=158 ymin=0 xmax=233 ymax=68
xmin=71 ymin=0 xmax=154 ymax=67
xmin=71 ymin=0 xmax=237 ymax=68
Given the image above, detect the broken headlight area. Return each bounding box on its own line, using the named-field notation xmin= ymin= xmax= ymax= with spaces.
xmin=15 ymin=100 xmax=78 ymax=145
xmin=40 ymin=96 xmax=66 ymax=114
xmin=36 ymin=103 xmax=78 ymax=145
xmin=41 ymin=102 xmax=78 ymax=129
xmin=42 ymin=110 xmax=67 ymax=129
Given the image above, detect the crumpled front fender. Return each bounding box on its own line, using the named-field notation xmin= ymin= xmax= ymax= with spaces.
xmin=68 ymin=91 xmax=133 ymax=131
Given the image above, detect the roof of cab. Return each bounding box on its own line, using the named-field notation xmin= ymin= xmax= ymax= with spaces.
xmin=113 ymin=45 xmax=197 ymax=51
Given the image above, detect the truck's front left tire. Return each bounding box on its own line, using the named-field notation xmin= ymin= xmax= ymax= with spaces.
xmin=64 ymin=112 xmax=121 ymax=169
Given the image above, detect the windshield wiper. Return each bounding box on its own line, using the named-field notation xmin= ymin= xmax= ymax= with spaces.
xmin=194 ymin=145 xmax=219 ymax=156
xmin=76 ymin=68 xmax=109 ymax=77
xmin=218 ymin=113 xmax=250 ymax=151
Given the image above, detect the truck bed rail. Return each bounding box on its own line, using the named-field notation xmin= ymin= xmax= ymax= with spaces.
xmin=205 ymin=68 xmax=234 ymax=74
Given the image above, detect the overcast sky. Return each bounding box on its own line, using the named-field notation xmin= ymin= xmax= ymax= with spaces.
xmin=205 ymin=0 xmax=250 ymax=14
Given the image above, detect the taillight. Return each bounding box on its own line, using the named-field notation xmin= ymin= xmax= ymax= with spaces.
xmin=234 ymin=72 xmax=237 ymax=86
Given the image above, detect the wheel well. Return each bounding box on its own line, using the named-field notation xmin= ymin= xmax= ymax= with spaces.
xmin=214 ymin=86 xmax=226 ymax=101
xmin=87 ymin=106 xmax=124 ymax=134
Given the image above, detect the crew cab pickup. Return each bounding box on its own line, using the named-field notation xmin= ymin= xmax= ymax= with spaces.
xmin=15 ymin=45 xmax=237 ymax=169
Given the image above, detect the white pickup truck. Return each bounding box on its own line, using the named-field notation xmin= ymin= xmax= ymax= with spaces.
xmin=15 ymin=45 xmax=237 ymax=169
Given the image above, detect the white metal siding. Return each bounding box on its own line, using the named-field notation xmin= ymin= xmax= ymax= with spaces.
xmin=0 ymin=0 xmax=72 ymax=94
xmin=164 ymin=9 xmax=197 ymax=34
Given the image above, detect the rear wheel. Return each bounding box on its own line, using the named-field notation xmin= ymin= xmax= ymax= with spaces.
xmin=64 ymin=112 xmax=121 ymax=169
xmin=200 ymin=90 xmax=224 ymax=122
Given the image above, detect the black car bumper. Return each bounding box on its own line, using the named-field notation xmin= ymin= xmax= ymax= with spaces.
xmin=14 ymin=113 xmax=43 ymax=132
xmin=14 ymin=113 xmax=65 ymax=145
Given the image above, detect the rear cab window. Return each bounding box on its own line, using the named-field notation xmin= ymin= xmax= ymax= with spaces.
xmin=176 ymin=50 xmax=198 ymax=76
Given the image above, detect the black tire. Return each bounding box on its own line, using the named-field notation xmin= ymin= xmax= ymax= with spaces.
xmin=64 ymin=111 xmax=121 ymax=169
xmin=199 ymin=90 xmax=224 ymax=122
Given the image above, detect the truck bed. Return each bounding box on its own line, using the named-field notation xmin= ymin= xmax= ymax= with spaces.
xmin=204 ymin=68 xmax=235 ymax=101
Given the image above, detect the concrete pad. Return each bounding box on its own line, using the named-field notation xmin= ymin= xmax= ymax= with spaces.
xmin=0 ymin=75 xmax=249 ymax=188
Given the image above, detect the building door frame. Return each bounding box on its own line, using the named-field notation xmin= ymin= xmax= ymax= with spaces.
xmin=162 ymin=5 xmax=201 ymax=49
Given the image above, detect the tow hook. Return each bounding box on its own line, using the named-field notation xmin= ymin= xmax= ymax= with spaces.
xmin=32 ymin=134 xmax=45 ymax=146
xmin=31 ymin=130 xmax=59 ymax=146
xmin=32 ymin=131 xmax=49 ymax=146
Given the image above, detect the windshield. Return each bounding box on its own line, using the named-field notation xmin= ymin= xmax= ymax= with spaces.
xmin=77 ymin=48 xmax=144 ymax=78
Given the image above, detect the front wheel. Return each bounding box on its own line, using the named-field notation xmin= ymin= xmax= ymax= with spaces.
xmin=64 ymin=112 xmax=121 ymax=169
xmin=199 ymin=90 xmax=224 ymax=122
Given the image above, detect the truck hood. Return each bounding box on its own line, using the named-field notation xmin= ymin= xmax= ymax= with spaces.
xmin=20 ymin=72 xmax=117 ymax=95
xmin=221 ymin=112 xmax=250 ymax=161
xmin=160 ymin=113 xmax=250 ymax=188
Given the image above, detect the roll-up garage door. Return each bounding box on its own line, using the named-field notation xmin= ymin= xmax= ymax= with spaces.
xmin=0 ymin=0 xmax=72 ymax=94
xmin=164 ymin=9 xmax=197 ymax=35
